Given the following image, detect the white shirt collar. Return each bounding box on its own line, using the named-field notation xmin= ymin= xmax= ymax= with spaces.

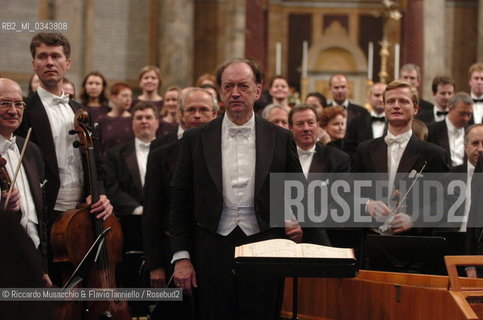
xmin=223 ymin=112 xmax=255 ymax=131
xmin=134 ymin=137 xmax=151 ymax=149
xmin=386 ymin=129 xmax=412 ymax=143
xmin=37 ymin=86 xmax=67 ymax=106
xmin=445 ymin=116 xmax=462 ymax=134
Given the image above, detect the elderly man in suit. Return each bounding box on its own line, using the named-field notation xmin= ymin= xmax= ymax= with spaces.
xmin=143 ymin=88 xmax=218 ymax=319
xmin=352 ymin=80 xmax=449 ymax=234
xmin=427 ymin=92 xmax=473 ymax=167
xmin=169 ymin=58 xmax=303 ymax=319
xmin=0 ymin=78 xmax=51 ymax=287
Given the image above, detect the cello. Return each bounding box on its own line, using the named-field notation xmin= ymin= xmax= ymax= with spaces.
xmin=50 ymin=109 xmax=131 ymax=320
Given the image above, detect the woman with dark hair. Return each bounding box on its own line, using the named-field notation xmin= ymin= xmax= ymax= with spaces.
xmin=80 ymin=71 xmax=110 ymax=124
xmin=132 ymin=65 xmax=163 ymax=113
xmin=97 ymin=82 xmax=134 ymax=158
xmin=269 ymin=75 xmax=290 ymax=110
xmin=319 ymin=106 xmax=347 ymax=150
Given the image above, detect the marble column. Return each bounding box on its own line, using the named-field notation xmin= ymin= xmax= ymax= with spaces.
xmin=159 ymin=0 xmax=194 ymax=90
xmin=423 ymin=0 xmax=445 ymax=101
xmin=223 ymin=0 xmax=246 ymax=60
xmin=478 ymin=0 xmax=483 ymax=61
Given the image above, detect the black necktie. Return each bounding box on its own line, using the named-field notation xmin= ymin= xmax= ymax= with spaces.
xmin=436 ymin=111 xmax=448 ymax=117
xmin=473 ymin=99 xmax=483 ymax=103
xmin=371 ymin=116 xmax=385 ymax=122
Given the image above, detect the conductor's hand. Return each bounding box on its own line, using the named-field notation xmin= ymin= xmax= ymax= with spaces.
xmin=366 ymin=200 xmax=392 ymax=222
xmin=390 ymin=213 xmax=413 ymax=233
xmin=285 ymin=220 xmax=303 ymax=243
xmin=173 ymin=259 xmax=197 ymax=296
xmin=86 ymin=194 xmax=113 ymax=220
xmin=1 ymin=189 xmax=20 ymax=213
xmin=150 ymin=268 xmax=167 ymax=288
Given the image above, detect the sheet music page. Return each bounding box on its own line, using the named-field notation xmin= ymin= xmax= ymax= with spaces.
xmin=299 ymin=243 xmax=354 ymax=259
xmin=235 ymin=239 xmax=302 ymax=258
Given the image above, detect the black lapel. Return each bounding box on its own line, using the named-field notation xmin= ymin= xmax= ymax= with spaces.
xmin=439 ymin=122 xmax=450 ymax=155
xmin=370 ymin=138 xmax=388 ymax=172
xmin=255 ymin=115 xmax=274 ymax=195
xmin=203 ymin=117 xmax=223 ymax=195
xmin=397 ymin=135 xmax=420 ymax=173
xmin=16 ymin=139 xmax=43 ymax=215
xmin=25 ymin=93 xmax=58 ymax=178
xmin=309 ymin=144 xmax=327 ymax=173
xmin=125 ymin=141 xmax=143 ymax=196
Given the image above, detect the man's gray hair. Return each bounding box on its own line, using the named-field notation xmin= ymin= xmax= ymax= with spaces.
xmin=449 ymin=92 xmax=473 ymax=110
xmin=179 ymin=87 xmax=219 ymax=113
xmin=261 ymin=103 xmax=286 ymax=120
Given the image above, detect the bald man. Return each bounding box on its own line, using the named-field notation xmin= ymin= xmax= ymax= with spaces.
xmin=0 ymin=78 xmax=50 ymax=287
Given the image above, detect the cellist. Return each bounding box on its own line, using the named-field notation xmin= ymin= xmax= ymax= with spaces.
xmin=0 ymin=78 xmax=51 ymax=289
xmin=16 ymin=32 xmax=113 ymax=286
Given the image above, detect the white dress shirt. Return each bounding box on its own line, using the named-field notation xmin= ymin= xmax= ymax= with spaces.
xmin=217 ymin=114 xmax=258 ymax=236
xmin=37 ymin=87 xmax=84 ymax=211
xmin=177 ymin=126 xmax=185 ymax=140
xmin=446 ymin=117 xmax=465 ymax=167
xmin=385 ymin=130 xmax=412 ymax=199
xmin=0 ymin=135 xmax=40 ymax=248
xmin=297 ymin=145 xmax=316 ymax=178
xmin=460 ymin=162 xmax=474 ymax=232
xmin=471 ymin=93 xmax=483 ymax=124
xmin=370 ymin=110 xmax=385 ymax=139
xmin=134 ymin=137 xmax=151 ymax=187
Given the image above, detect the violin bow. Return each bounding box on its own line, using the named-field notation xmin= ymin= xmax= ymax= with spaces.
xmin=3 ymin=128 xmax=32 ymax=211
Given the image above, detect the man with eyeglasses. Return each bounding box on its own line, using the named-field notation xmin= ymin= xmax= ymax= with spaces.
xmin=143 ymin=88 xmax=217 ymax=319
xmin=0 ymin=78 xmax=52 ymax=291
xmin=427 ymin=93 xmax=474 ymax=167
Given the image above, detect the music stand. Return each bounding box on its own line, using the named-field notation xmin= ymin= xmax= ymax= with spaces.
xmin=365 ymin=234 xmax=447 ymax=275
xmin=62 ymin=227 xmax=111 ymax=289
xmin=235 ymin=256 xmax=358 ymax=319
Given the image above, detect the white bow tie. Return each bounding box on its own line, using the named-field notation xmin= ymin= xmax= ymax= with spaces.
xmin=384 ymin=134 xmax=407 ymax=146
xmin=229 ymin=127 xmax=251 ymax=138
xmin=52 ymin=94 xmax=70 ymax=105
xmin=298 ymin=149 xmax=316 ymax=157
xmin=138 ymin=143 xmax=150 ymax=150
xmin=1 ymin=136 xmax=16 ymax=154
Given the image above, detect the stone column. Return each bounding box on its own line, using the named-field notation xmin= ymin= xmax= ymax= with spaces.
xmin=223 ymin=0 xmax=246 ymax=60
xmin=423 ymin=0 xmax=445 ymax=100
xmin=159 ymin=0 xmax=194 ymax=90
xmin=478 ymin=0 xmax=483 ymax=61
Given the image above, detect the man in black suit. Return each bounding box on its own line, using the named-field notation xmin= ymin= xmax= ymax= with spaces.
xmin=170 ymin=58 xmax=303 ymax=319
xmin=150 ymin=87 xmax=196 ymax=151
xmin=327 ymin=73 xmax=368 ymax=127
xmin=416 ymin=76 xmax=455 ymax=124
xmin=468 ymin=62 xmax=483 ymax=125
xmin=353 ymin=80 xmax=449 ymax=234
xmin=143 ymin=88 xmax=217 ymax=319
xmin=105 ymin=102 xmax=159 ymax=252
xmin=17 ymin=33 xmax=112 ymax=219
xmin=0 ymin=78 xmax=51 ymax=287
xmin=346 ymin=82 xmax=387 ymax=153
xmin=16 ymin=33 xmax=112 ymax=285
xmin=399 ymin=63 xmax=433 ymax=112
xmin=450 ymin=125 xmax=483 ymax=235
xmin=427 ymin=92 xmax=473 ymax=167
